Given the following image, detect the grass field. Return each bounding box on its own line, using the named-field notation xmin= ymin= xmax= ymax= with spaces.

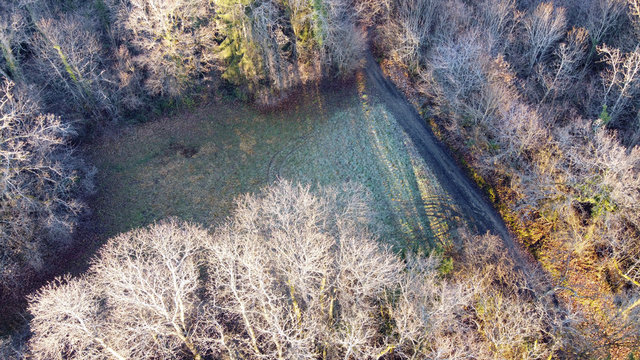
xmin=87 ymin=78 xmax=463 ymax=254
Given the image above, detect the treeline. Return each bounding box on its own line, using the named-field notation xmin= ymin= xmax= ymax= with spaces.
xmin=21 ymin=181 xmax=586 ymax=359
xmin=0 ymin=80 xmax=94 ymax=313
xmin=371 ymin=0 xmax=640 ymax=355
xmin=1 ymin=0 xmax=370 ymax=118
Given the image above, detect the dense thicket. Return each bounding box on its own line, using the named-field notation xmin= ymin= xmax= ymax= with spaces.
xmin=1 ymin=0 xmax=369 ymax=116
xmin=0 ymin=79 xmax=92 ymax=303
xmin=27 ymin=181 xmax=582 ymax=359
xmin=215 ymin=0 xmax=367 ymax=104
xmin=373 ymin=0 xmax=640 ymax=355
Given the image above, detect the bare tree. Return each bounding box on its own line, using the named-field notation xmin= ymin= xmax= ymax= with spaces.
xmin=28 ymin=275 xmax=127 ymax=360
xmin=215 ymin=0 xmax=265 ymax=92
xmin=490 ymin=103 xmax=548 ymax=170
xmin=585 ymin=0 xmax=628 ymax=47
xmin=28 ymin=179 xmax=590 ymax=359
xmin=373 ymin=0 xmax=640 ymax=355
xmin=553 ymin=121 xmax=640 ymax=349
xmin=247 ymin=0 xmax=304 ymax=104
xmin=28 ymin=181 xmax=404 ymax=359
xmin=0 ymin=325 xmax=28 ymax=360
xmin=29 ymin=221 xmax=211 ymax=360
xmin=29 ymin=9 xmax=115 ymax=117
xmin=388 ymin=231 xmax=575 ymax=359
xmin=524 ymin=2 xmax=567 ymax=73
xmin=390 ymin=254 xmax=489 ymax=359
xmin=251 ymin=0 xmax=291 ymax=89
xmin=630 ymin=0 xmax=640 ymax=36
xmin=631 ymin=0 xmax=640 ymax=20
xmin=598 ymin=44 xmax=640 ymax=126
xmin=90 ymin=220 xmax=210 ymax=359
xmin=421 ymin=35 xmax=545 ymax=162
xmin=384 ymin=0 xmax=441 ymax=69
xmin=421 ymin=30 xmax=492 ymax=128
xmin=539 ymin=27 xmax=589 ymax=104
xmin=0 ymin=3 xmax=27 ymax=82
xmin=216 ymin=0 xmax=304 ymax=104
xmin=114 ymin=0 xmax=218 ymax=97
xmin=204 ymin=180 xmax=403 ymax=359
xmin=477 ymin=0 xmax=522 ymax=53
xmin=317 ymin=0 xmax=366 ymax=76
xmin=431 ymin=31 xmax=488 ymax=104
xmin=474 ymin=291 xmax=557 ymax=359
xmin=217 ymin=0 xmax=364 ymax=104
xmin=287 ymin=0 xmax=365 ymax=77
xmin=353 ymin=0 xmax=391 ymax=27
xmin=592 ymin=131 xmax=640 ymax=228
xmin=0 ymin=80 xmax=90 ymax=301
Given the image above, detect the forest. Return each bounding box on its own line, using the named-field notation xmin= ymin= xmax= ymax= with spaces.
xmin=1 ymin=0 xmax=640 ymax=358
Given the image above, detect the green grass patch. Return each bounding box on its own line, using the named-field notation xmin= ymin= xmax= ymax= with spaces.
xmin=87 ymin=83 xmax=464 ymax=253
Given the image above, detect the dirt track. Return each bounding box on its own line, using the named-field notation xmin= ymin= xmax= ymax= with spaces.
xmin=361 ymin=53 xmax=539 ymax=276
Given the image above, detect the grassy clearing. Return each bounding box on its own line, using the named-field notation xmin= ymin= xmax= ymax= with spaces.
xmin=87 ymin=79 xmax=463 ymax=253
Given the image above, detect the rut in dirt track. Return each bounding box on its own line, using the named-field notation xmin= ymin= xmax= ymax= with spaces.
xmin=361 ymin=52 xmax=541 ymax=278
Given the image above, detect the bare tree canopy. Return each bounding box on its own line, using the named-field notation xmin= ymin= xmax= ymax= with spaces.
xmin=375 ymin=0 xmax=640 ymax=356
xmin=0 ymin=80 xmax=92 ymax=304
xmin=28 ymin=181 xmax=579 ymax=359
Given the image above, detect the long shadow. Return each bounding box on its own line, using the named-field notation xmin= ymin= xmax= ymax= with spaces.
xmin=361 ymin=52 xmax=536 ymax=271
xmin=369 ymin=110 xmax=436 ymax=250
xmin=354 ymin=71 xmax=451 ymax=251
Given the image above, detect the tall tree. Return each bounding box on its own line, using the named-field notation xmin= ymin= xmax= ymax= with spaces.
xmin=0 ymin=80 xmax=91 ymax=303
xmin=114 ymin=0 xmax=218 ymax=97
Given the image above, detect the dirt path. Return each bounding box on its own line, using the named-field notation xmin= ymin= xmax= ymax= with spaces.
xmin=361 ymin=53 xmax=540 ymax=277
